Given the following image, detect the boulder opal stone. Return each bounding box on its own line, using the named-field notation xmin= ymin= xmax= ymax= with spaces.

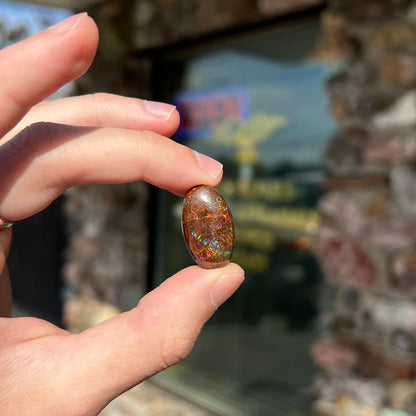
xmin=182 ymin=185 xmax=235 ymax=269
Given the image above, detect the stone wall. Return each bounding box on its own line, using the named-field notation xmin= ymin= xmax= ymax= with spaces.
xmin=311 ymin=1 xmax=416 ymax=415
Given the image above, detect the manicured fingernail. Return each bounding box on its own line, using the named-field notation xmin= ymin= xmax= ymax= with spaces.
xmin=49 ymin=12 xmax=87 ymax=33
xmin=210 ymin=273 xmax=245 ymax=309
xmin=145 ymin=100 xmax=176 ymax=120
xmin=194 ymin=151 xmax=223 ymax=179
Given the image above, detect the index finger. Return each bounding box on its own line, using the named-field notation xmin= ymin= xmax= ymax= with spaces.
xmin=0 ymin=13 xmax=98 ymax=137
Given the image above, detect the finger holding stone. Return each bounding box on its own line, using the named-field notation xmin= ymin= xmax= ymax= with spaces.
xmin=0 ymin=123 xmax=223 ymax=221
xmin=64 ymin=264 xmax=245 ymax=414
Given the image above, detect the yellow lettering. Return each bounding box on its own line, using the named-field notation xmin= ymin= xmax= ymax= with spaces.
xmin=232 ymin=204 xmax=320 ymax=232
xmin=236 ymin=227 xmax=274 ymax=250
xmin=232 ymin=249 xmax=270 ymax=274
xmin=218 ymin=179 xmax=297 ymax=202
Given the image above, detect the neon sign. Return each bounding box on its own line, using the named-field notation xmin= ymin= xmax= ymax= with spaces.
xmin=175 ymin=87 xmax=249 ymax=139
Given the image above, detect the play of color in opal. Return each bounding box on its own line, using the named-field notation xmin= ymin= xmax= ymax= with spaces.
xmin=182 ymin=185 xmax=235 ymax=269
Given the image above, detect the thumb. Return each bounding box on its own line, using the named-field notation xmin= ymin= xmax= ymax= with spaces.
xmin=68 ymin=263 xmax=244 ymax=413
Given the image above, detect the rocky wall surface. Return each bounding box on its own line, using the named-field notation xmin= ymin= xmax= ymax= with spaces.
xmin=63 ymin=183 xmax=149 ymax=310
xmin=312 ymin=1 xmax=416 ymax=415
xmin=130 ymin=0 xmax=324 ymax=49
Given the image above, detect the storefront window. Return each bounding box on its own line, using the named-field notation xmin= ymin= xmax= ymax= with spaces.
xmin=151 ymin=17 xmax=334 ymax=415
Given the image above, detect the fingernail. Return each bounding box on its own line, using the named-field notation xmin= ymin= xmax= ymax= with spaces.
xmin=194 ymin=151 xmax=223 ymax=179
xmin=49 ymin=12 xmax=87 ymax=33
xmin=145 ymin=100 xmax=176 ymax=120
xmin=210 ymin=273 xmax=245 ymax=309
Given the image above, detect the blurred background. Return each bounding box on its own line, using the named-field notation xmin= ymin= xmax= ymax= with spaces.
xmin=5 ymin=0 xmax=416 ymax=415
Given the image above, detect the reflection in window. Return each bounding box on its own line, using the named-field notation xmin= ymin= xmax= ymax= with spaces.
xmin=152 ymin=18 xmax=334 ymax=415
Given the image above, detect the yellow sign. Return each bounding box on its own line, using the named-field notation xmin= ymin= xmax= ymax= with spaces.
xmin=212 ymin=112 xmax=288 ymax=164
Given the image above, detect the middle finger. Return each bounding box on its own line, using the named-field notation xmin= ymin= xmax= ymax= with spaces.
xmin=0 ymin=123 xmax=222 ymax=222
xmin=1 ymin=94 xmax=180 ymax=145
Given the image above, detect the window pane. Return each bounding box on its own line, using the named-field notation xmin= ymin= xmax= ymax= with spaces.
xmin=151 ymin=17 xmax=334 ymax=415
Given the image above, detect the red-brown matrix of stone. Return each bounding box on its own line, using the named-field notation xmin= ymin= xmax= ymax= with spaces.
xmin=182 ymin=185 xmax=235 ymax=269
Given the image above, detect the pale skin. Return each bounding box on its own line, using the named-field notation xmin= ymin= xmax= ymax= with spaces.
xmin=0 ymin=13 xmax=244 ymax=415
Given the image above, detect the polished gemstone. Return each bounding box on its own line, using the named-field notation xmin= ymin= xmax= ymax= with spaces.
xmin=182 ymin=185 xmax=234 ymax=269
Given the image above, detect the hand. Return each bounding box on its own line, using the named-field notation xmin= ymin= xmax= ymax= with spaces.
xmin=0 ymin=13 xmax=244 ymax=415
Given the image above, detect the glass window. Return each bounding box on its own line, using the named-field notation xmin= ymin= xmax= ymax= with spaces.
xmin=151 ymin=16 xmax=334 ymax=415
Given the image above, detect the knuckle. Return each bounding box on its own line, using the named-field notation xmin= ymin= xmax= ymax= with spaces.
xmin=88 ymin=92 xmax=108 ymax=102
xmin=11 ymin=122 xmax=53 ymax=152
xmin=159 ymin=332 xmax=196 ymax=369
xmin=88 ymin=92 xmax=116 ymax=109
xmin=85 ymin=93 xmax=122 ymax=124
xmin=135 ymin=294 xmax=199 ymax=370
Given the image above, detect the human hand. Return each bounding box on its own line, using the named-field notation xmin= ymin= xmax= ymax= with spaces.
xmin=0 ymin=13 xmax=244 ymax=415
